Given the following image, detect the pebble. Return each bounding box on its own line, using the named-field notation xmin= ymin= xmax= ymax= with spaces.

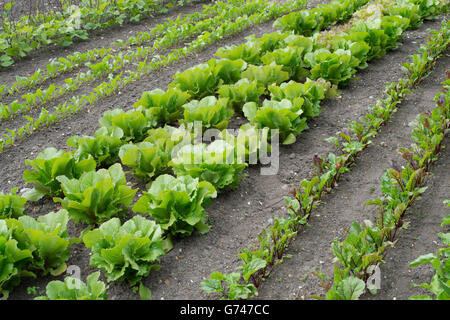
xmin=289 ymin=153 xmax=296 ymax=159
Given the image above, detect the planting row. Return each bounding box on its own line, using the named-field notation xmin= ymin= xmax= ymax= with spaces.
xmin=0 ymin=0 xmax=309 ymax=152
xmin=0 ymin=0 xmax=278 ymax=121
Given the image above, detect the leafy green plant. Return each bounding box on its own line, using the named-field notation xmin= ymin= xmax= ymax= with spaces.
xmin=219 ymin=123 xmax=271 ymax=164
xmin=35 ymin=271 xmax=108 ymax=300
xmin=378 ymin=15 xmax=411 ymax=51
xmin=82 ymin=215 xmax=165 ymax=292
xmin=215 ymin=43 xmax=262 ymax=65
xmin=169 ymin=59 xmax=246 ymax=99
xmin=22 ymin=148 xmax=96 ymax=201
xmin=347 ymin=20 xmax=391 ymax=61
xmin=119 ymin=141 xmax=169 ymax=181
xmin=304 ymin=48 xmax=359 ymax=86
xmin=169 ymin=140 xmax=248 ymax=191
xmin=385 ymin=0 xmax=422 ymax=29
xmin=261 ymin=46 xmax=310 ymax=81
xmin=273 ymin=0 xmax=370 ymax=35
xmin=409 ymin=200 xmax=450 ymax=300
xmin=0 ymin=188 xmax=27 ymax=219
xmin=243 ymin=99 xmax=307 ymax=144
xmin=245 ymin=31 xmax=290 ymax=55
xmin=268 ymin=79 xmax=330 ymax=119
xmin=54 ymin=163 xmax=137 ymax=224
xmin=182 ymin=96 xmax=234 ymax=130
xmin=133 ymin=174 xmax=217 ymax=237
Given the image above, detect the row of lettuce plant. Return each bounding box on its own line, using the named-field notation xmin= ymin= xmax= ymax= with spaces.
xmin=0 ymin=0 xmax=309 ymax=153
xmin=0 ymin=0 xmax=245 ymax=100
xmin=0 ymin=0 xmax=194 ymax=67
xmin=0 ymin=0 xmax=274 ymax=121
xmin=325 ymin=72 xmax=449 ymax=300
xmin=199 ymin=18 xmax=450 ymax=300
xmin=408 ymin=199 xmax=450 ymax=300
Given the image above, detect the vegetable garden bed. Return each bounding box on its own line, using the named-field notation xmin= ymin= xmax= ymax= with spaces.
xmin=0 ymin=0 xmax=449 ymax=300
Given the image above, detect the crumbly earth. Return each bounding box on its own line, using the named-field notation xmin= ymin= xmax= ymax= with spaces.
xmin=1 ymin=0 xmax=449 ymax=300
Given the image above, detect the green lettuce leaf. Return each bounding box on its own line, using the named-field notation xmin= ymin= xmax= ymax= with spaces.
xmin=133 ymin=175 xmax=217 ymax=237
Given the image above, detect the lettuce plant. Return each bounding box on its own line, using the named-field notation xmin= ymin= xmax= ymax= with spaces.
xmin=133 ymin=174 xmax=217 ymax=237
xmin=385 ymin=0 xmax=422 ymax=29
xmin=95 ymin=108 xmax=157 ymax=142
xmin=328 ymin=37 xmax=371 ymax=69
xmin=378 ymin=15 xmax=410 ymax=51
xmin=36 ymin=271 xmax=108 ymax=300
xmin=55 ymin=163 xmax=137 ymax=224
xmin=182 ymin=96 xmax=234 ymax=130
xmin=268 ymin=79 xmax=329 ymax=119
xmin=273 ymin=0 xmax=369 ymax=34
xmin=119 ymin=141 xmax=169 ymax=181
xmin=245 ymin=31 xmax=289 ymax=55
xmin=119 ymin=125 xmax=191 ymax=181
xmin=261 ymin=46 xmax=310 ymax=81
xmin=133 ymin=88 xmax=191 ymax=125
xmin=169 ymin=140 xmax=248 ymax=191
xmin=82 ymin=215 xmax=165 ymax=287
xmin=209 ymin=58 xmax=247 ymax=84
xmin=241 ymin=64 xmax=290 ymax=87
xmin=347 ymin=20 xmax=390 ymax=61
xmin=217 ymin=79 xmax=266 ymax=113
xmin=169 ymin=59 xmax=246 ymax=99
xmin=66 ymin=134 xmax=124 ymax=168
xmin=0 ymin=219 xmax=33 ymax=299
xmin=0 ymin=188 xmax=27 ymax=219
xmin=22 ymin=147 xmax=96 ymax=201
xmin=144 ymin=125 xmax=193 ymax=155
xmin=414 ymin=0 xmax=442 ymax=20
xmin=215 ymin=43 xmax=262 ymax=65
xmin=304 ymin=48 xmax=359 ymax=86
xmin=243 ymin=99 xmax=307 ymax=144
xmin=283 ymin=34 xmax=315 ymax=54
